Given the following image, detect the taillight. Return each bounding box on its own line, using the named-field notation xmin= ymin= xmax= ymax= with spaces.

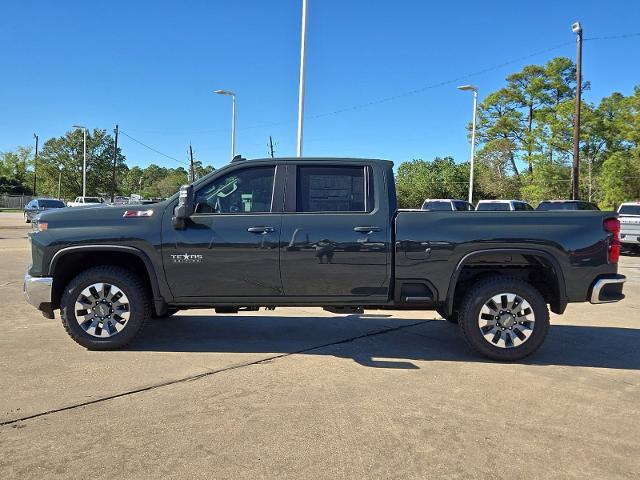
xmin=604 ymin=218 xmax=620 ymax=263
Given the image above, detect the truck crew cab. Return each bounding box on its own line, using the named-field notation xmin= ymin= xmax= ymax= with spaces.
xmin=24 ymin=158 xmax=626 ymax=361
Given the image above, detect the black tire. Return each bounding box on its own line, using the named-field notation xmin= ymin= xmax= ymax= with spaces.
xmin=60 ymin=266 xmax=150 ymax=350
xmin=25 ymin=215 xmax=31 ymax=223
xmin=436 ymin=307 xmax=458 ymax=324
xmin=458 ymin=276 xmax=549 ymax=361
xmin=152 ymin=307 xmax=180 ymax=319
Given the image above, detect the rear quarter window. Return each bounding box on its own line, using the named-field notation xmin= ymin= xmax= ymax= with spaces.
xmin=422 ymin=201 xmax=452 ymax=211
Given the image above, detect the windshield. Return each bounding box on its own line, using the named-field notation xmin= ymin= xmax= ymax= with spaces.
xmin=422 ymin=201 xmax=452 ymax=211
xmin=84 ymin=197 xmax=103 ymax=203
xmin=477 ymin=202 xmax=510 ymax=211
xmin=619 ymin=205 xmax=640 ymax=215
xmin=39 ymin=200 xmax=65 ymax=208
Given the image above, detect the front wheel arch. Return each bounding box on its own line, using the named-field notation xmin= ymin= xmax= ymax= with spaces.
xmin=50 ymin=246 xmax=166 ymax=314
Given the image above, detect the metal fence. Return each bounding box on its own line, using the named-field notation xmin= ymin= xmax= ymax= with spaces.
xmin=0 ymin=194 xmax=36 ymax=209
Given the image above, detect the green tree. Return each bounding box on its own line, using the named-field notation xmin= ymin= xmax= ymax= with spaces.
xmin=474 ymin=139 xmax=521 ymax=199
xmin=598 ymin=151 xmax=640 ymax=209
xmin=0 ymin=146 xmax=33 ymax=193
xmin=395 ymin=157 xmax=474 ymax=208
xmin=36 ymin=129 xmax=126 ymax=198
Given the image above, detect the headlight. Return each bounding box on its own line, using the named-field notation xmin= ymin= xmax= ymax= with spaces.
xmin=32 ymin=218 xmax=48 ymax=232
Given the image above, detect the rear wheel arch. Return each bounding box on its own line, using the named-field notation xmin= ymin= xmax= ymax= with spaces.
xmin=445 ymin=248 xmax=567 ymax=317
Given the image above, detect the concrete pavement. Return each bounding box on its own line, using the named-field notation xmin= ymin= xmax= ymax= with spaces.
xmin=0 ymin=212 xmax=638 ymax=479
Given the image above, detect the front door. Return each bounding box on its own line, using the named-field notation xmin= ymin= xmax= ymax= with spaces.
xmin=279 ymin=163 xmax=391 ymax=301
xmin=162 ymin=164 xmax=283 ymax=299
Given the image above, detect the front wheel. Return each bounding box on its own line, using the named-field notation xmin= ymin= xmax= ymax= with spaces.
xmin=458 ymin=276 xmax=549 ymax=361
xmin=60 ymin=266 xmax=150 ymax=350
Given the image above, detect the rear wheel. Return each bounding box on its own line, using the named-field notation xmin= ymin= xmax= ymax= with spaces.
xmin=458 ymin=276 xmax=549 ymax=361
xmin=60 ymin=266 xmax=150 ymax=350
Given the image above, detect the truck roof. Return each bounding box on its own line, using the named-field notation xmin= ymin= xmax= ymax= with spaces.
xmin=243 ymin=157 xmax=394 ymax=166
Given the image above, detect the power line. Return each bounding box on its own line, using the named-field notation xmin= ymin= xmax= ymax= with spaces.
xmin=119 ymin=130 xmax=190 ymax=166
xmin=584 ymin=32 xmax=640 ymax=41
xmin=117 ymin=31 xmax=640 ymax=157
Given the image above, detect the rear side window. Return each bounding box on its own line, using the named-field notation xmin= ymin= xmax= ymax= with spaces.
xmin=423 ymin=201 xmax=452 ymax=211
xmin=514 ymin=202 xmax=534 ymax=211
xmin=453 ymin=201 xmax=470 ymax=211
xmin=296 ymin=166 xmax=372 ymax=212
xmin=477 ymin=202 xmax=510 ymax=211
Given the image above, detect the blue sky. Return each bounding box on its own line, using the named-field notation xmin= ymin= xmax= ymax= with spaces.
xmin=1 ymin=0 xmax=639 ymax=170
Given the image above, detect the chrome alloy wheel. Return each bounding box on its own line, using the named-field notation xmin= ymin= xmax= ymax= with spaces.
xmin=74 ymin=283 xmax=131 ymax=338
xmin=478 ymin=293 xmax=535 ymax=348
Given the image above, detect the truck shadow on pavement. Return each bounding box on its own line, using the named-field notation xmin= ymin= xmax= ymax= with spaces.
xmin=130 ymin=314 xmax=640 ymax=371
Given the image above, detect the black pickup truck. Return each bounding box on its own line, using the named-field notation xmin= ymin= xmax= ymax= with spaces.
xmin=24 ymin=158 xmax=626 ymax=360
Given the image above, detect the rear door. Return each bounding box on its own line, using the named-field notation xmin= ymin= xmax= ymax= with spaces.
xmin=279 ymin=162 xmax=391 ymax=300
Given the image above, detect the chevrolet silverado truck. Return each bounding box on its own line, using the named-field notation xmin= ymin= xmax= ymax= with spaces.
xmin=24 ymin=158 xmax=626 ymax=361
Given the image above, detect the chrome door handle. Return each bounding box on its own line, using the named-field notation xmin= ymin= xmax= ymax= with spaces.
xmin=354 ymin=226 xmax=382 ymax=233
xmin=247 ymin=226 xmax=275 ymax=234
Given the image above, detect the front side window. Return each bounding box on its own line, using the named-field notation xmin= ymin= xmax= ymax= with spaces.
xmin=296 ymin=166 xmax=371 ymax=213
xmin=195 ymin=166 xmax=275 ymax=214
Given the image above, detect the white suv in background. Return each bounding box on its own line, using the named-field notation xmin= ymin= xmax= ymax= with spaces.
xmin=475 ymin=199 xmax=534 ymax=211
xmin=618 ymin=202 xmax=640 ymax=252
xmin=67 ymin=196 xmax=105 ymax=208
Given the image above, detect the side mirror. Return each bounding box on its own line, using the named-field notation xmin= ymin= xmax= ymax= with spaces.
xmin=173 ymin=184 xmax=194 ymax=230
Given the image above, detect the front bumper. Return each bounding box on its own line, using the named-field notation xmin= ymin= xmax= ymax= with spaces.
xmin=23 ymin=272 xmax=54 ymax=318
xmin=589 ymin=274 xmax=626 ymax=304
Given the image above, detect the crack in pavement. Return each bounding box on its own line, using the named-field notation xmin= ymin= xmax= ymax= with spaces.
xmin=0 ymin=319 xmax=428 ymax=427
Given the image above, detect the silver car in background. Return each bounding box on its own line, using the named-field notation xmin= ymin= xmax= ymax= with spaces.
xmin=618 ymin=202 xmax=640 ymax=253
xmin=23 ymin=198 xmax=66 ymax=223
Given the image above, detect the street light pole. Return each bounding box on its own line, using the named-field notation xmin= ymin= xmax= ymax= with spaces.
xmin=73 ymin=125 xmax=88 ymax=197
xmin=57 ymin=166 xmax=63 ymax=199
xmin=458 ymin=85 xmax=479 ymax=204
xmin=214 ymin=90 xmax=236 ymax=162
xmin=32 ymin=134 xmax=38 ymax=196
xmin=571 ymin=21 xmax=583 ymax=200
xmin=296 ymin=0 xmax=308 ymax=157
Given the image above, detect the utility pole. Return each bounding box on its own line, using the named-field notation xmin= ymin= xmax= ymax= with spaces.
xmin=111 ymin=124 xmax=119 ymax=202
xmin=571 ymin=21 xmax=583 ymax=200
xmin=189 ymin=143 xmax=195 ymax=182
xmin=268 ymin=136 xmax=275 ymax=158
xmin=32 ymin=134 xmax=38 ymax=196
xmin=296 ymin=0 xmax=308 ymax=157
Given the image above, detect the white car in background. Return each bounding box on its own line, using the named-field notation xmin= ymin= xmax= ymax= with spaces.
xmin=66 ymin=196 xmax=105 ymax=208
xmin=618 ymin=201 xmax=640 ymax=252
xmin=421 ymin=199 xmax=474 ymax=211
xmin=476 ymin=199 xmax=534 ymax=211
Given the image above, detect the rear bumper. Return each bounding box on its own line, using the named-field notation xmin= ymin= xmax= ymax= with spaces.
xmin=620 ymin=233 xmax=640 ymax=245
xmin=589 ymin=274 xmax=626 ymax=304
xmin=23 ymin=272 xmax=54 ymax=317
